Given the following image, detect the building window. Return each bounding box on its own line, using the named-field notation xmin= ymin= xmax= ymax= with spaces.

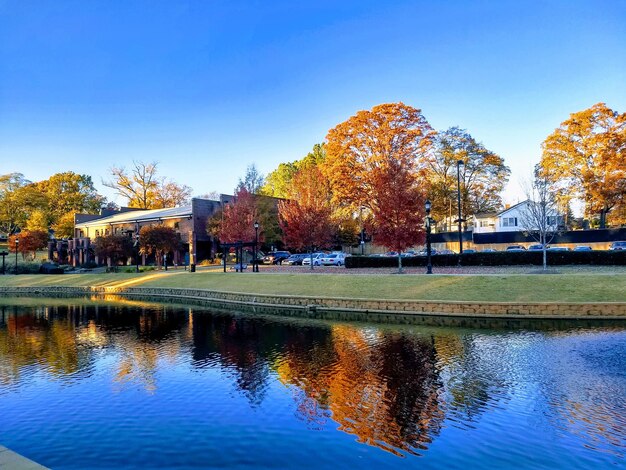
xmin=95 ymin=230 xmax=99 ymax=237
xmin=502 ymin=217 xmax=517 ymax=227
xmin=546 ymin=216 xmax=558 ymax=226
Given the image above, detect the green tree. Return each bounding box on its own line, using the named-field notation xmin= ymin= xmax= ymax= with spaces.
xmin=237 ymin=164 xmax=265 ymax=194
xmin=0 ymin=173 xmax=31 ymax=235
xmin=35 ymin=172 xmax=105 ymax=224
xmin=262 ymin=143 xmax=327 ymax=198
xmin=426 ymin=127 xmax=510 ymax=225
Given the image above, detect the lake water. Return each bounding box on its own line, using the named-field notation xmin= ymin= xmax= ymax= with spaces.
xmin=0 ymin=298 xmax=624 ymax=469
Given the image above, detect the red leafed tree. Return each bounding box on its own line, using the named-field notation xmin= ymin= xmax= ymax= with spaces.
xmin=8 ymin=230 xmax=49 ymax=260
xmin=219 ymin=187 xmax=260 ymax=243
xmin=139 ymin=225 xmax=179 ymax=267
xmin=371 ymin=164 xmax=426 ymax=273
xmin=278 ymin=166 xmax=334 ymax=267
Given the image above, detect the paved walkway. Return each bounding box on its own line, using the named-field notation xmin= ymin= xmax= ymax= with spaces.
xmin=0 ymin=445 xmax=48 ymax=469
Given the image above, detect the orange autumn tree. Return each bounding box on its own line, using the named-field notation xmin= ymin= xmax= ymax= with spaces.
xmin=540 ymin=103 xmax=626 ymax=228
xmin=8 ymin=230 xmax=49 ymax=260
xmin=324 ymin=102 xmax=432 ymax=272
xmin=278 ymin=166 xmax=334 ymax=268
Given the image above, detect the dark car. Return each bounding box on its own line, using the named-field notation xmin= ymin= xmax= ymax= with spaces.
xmin=285 ymin=254 xmax=307 ymax=265
xmin=506 ymin=245 xmax=526 ymax=252
xmin=263 ymin=251 xmax=291 ymax=265
xmin=609 ymin=241 xmax=626 ymax=251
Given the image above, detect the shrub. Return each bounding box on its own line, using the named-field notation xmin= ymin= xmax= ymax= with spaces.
xmin=345 ymin=250 xmax=626 ymax=268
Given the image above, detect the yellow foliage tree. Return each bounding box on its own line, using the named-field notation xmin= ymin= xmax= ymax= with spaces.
xmin=25 ymin=209 xmax=49 ymax=233
xmin=540 ymin=103 xmax=626 ymax=227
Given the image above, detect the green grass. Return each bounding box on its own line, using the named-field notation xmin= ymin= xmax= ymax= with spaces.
xmin=0 ymin=270 xmax=624 ymax=303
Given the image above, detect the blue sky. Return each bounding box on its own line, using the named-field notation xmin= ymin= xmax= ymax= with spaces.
xmin=1 ymin=0 xmax=625 ymax=206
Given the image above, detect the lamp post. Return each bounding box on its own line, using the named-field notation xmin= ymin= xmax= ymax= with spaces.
xmin=134 ymin=233 xmax=140 ymax=273
xmin=14 ymin=238 xmax=19 ymax=275
xmin=425 ymin=199 xmax=433 ymax=275
xmin=456 ymin=159 xmax=464 ymax=255
xmin=253 ymin=221 xmax=259 ymax=272
xmin=359 ymin=206 xmax=365 ymax=255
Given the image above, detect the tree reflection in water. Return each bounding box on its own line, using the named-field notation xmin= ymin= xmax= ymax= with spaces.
xmin=1 ymin=301 xmax=623 ymax=461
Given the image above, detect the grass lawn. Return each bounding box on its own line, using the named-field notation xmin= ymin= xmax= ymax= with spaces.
xmin=0 ymin=269 xmax=624 ymax=303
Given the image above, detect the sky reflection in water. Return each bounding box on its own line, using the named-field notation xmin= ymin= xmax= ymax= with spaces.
xmin=0 ymin=299 xmax=624 ymax=469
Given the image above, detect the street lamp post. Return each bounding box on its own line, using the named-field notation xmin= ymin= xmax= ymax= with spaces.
xmin=253 ymin=221 xmax=259 ymax=272
xmin=14 ymin=238 xmax=19 ymax=275
xmin=456 ymin=159 xmax=464 ymax=255
xmin=425 ymin=200 xmax=433 ymax=275
xmin=134 ymin=233 xmax=140 ymax=273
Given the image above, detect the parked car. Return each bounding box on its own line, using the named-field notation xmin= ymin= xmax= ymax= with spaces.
xmin=320 ymin=253 xmax=347 ymax=266
xmin=609 ymin=241 xmax=626 ymax=251
xmin=482 ymin=248 xmax=498 ymax=252
xmin=263 ymin=251 xmax=291 ymax=265
xmin=462 ymin=249 xmax=477 ymax=254
xmin=573 ymin=245 xmax=592 ymax=251
xmin=285 ymin=254 xmax=308 ymax=265
xmin=437 ymin=249 xmax=456 ymax=255
xmin=506 ymin=245 xmax=526 ymax=252
xmin=302 ymin=253 xmax=325 ymax=266
xmin=548 ymin=246 xmax=570 ymax=252
xmin=528 ymin=244 xmax=548 ymax=251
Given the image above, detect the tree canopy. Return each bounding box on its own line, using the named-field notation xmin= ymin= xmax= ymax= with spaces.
xmin=540 ymin=103 xmax=626 ymax=227
xmin=278 ymin=166 xmax=335 ymax=252
xmin=104 ymin=161 xmax=192 ymax=209
xmin=323 ymin=103 xmax=433 ymax=213
xmin=426 ymin=127 xmax=510 ymax=225
xmin=324 ymin=103 xmax=430 ymax=268
xmin=262 ymin=143 xmax=327 ymax=199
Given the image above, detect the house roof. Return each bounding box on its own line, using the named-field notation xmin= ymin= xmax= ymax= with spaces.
xmin=473 ymin=212 xmax=498 ymax=219
xmin=497 ymin=200 xmax=529 ymax=216
xmin=76 ymin=205 xmax=192 ymax=228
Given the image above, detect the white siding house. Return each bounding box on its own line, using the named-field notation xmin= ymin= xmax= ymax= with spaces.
xmin=496 ymin=200 xmax=560 ymax=233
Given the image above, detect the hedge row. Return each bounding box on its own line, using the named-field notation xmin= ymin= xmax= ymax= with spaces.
xmin=345 ymin=250 xmax=626 ymax=268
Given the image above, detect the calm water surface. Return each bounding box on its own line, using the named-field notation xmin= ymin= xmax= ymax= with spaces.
xmin=0 ymin=298 xmax=624 ymax=469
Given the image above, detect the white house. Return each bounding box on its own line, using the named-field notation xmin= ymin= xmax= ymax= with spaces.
xmin=495 ymin=200 xmax=560 ymax=232
xmin=472 ymin=212 xmax=498 ymax=233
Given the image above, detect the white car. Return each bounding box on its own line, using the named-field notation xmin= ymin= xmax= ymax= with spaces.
xmin=320 ymin=253 xmax=347 ymax=266
xmin=302 ymin=253 xmax=324 ymax=266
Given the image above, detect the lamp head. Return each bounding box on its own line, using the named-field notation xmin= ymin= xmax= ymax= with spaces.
xmin=425 ymin=199 xmax=431 ymax=214
xmin=457 ymin=159 xmax=464 ymax=166
xmin=254 ymin=221 xmax=259 ymax=229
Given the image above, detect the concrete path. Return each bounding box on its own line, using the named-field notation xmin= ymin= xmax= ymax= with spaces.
xmin=0 ymin=446 xmax=48 ymax=469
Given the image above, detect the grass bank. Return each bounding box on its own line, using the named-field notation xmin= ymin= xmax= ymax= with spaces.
xmin=0 ymin=270 xmax=624 ymax=303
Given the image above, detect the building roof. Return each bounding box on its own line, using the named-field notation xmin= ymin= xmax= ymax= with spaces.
xmin=76 ymin=205 xmax=192 ymax=228
xmin=473 ymin=212 xmax=498 ymax=219
xmin=497 ymin=200 xmax=529 ymax=216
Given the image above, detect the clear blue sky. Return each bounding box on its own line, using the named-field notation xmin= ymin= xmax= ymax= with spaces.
xmin=1 ymin=0 xmax=625 ymax=206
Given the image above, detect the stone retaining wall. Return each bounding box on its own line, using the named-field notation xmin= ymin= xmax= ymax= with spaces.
xmin=1 ymin=286 xmax=625 ymax=320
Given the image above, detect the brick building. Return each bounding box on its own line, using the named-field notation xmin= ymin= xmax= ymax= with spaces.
xmin=68 ymin=197 xmax=227 ymax=267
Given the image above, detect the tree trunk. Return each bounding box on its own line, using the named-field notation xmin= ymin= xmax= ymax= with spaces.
xmin=542 ymin=247 xmax=547 ymax=271
xmin=397 ymin=252 xmax=403 ymax=274
xmin=599 ymin=206 xmax=609 ymax=229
